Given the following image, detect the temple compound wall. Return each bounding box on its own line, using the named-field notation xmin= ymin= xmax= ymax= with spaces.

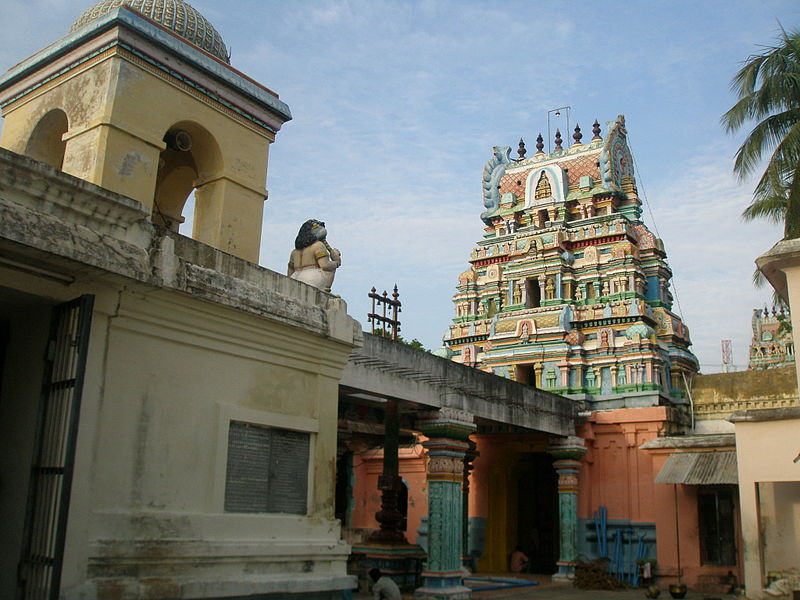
xmin=0 ymin=3 xmax=363 ymax=599
xmin=691 ymin=366 xmax=798 ymax=433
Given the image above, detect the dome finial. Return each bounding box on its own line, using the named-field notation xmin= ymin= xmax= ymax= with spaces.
xmin=592 ymin=119 xmax=602 ymax=141
xmin=517 ymin=138 xmax=527 ymax=159
xmin=535 ymin=133 xmax=544 ymax=154
xmin=572 ymin=123 xmax=583 ymax=146
xmin=554 ymin=129 xmax=563 ymax=151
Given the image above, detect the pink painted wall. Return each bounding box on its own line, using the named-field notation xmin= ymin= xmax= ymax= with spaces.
xmin=350 ymin=445 xmax=428 ymax=543
xmin=577 ymin=407 xmax=743 ymax=590
xmin=576 ymin=407 xmax=668 ymax=522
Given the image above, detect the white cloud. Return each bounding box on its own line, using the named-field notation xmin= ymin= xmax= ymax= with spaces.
xmin=645 ymin=141 xmax=783 ymax=371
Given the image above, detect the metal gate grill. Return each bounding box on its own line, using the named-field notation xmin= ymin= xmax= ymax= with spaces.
xmin=17 ymin=295 xmax=94 ymax=600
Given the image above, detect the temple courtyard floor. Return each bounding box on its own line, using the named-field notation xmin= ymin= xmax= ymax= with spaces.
xmin=356 ymin=573 xmax=721 ymax=600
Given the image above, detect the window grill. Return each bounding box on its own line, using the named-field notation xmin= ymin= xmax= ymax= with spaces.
xmin=17 ymin=295 xmax=94 ymax=600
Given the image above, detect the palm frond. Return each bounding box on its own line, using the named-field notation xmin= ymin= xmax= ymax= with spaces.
xmin=725 ymin=28 xmax=800 ymax=238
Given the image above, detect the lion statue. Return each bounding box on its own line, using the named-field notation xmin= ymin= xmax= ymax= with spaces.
xmin=287 ymin=219 xmax=341 ymax=292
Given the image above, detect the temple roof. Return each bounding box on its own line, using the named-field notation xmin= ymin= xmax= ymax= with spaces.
xmin=71 ymin=0 xmax=229 ymax=63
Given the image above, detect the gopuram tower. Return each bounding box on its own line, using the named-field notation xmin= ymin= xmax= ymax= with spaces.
xmin=444 ymin=116 xmax=698 ymax=409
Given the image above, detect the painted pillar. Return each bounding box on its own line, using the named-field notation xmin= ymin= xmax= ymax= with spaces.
xmin=559 ymin=363 xmax=569 ymax=387
xmin=533 ymin=363 xmax=543 ymax=388
xmin=415 ymin=408 xmax=476 ymax=600
xmin=563 ymin=279 xmax=573 ymax=300
xmin=462 ymin=441 xmax=478 ymax=567
xmin=570 ymin=365 xmax=583 ymax=388
xmin=547 ymin=436 xmax=587 ymax=581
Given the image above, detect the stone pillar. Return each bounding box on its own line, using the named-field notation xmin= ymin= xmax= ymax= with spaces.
xmin=354 ymin=399 xmax=425 ymax=590
xmin=538 ymin=275 xmax=547 ymax=301
xmin=547 ymin=436 xmax=587 ymax=581
xmin=369 ymin=398 xmax=406 ymax=544
xmin=415 ymin=409 xmax=476 ymax=600
xmin=462 ymin=441 xmax=478 ymax=568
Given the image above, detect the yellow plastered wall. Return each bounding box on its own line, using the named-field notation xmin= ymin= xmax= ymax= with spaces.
xmin=734 ymin=417 xmax=800 ymax=598
xmin=1 ymin=52 xmax=273 ymax=262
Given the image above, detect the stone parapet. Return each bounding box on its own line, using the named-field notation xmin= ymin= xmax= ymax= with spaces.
xmin=0 ymin=147 xmax=361 ymax=346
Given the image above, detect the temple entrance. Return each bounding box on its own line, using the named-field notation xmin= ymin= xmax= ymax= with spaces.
xmin=516 ymin=453 xmax=558 ymax=573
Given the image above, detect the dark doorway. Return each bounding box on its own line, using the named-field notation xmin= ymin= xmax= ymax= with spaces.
xmin=335 ymin=451 xmax=353 ymax=526
xmin=516 ymin=453 xmax=558 ymax=572
xmin=698 ymin=487 xmax=737 ymax=565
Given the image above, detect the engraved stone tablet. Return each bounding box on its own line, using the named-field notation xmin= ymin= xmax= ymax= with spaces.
xmin=224 ymin=421 xmax=309 ymax=514
xmin=267 ymin=429 xmax=310 ymax=514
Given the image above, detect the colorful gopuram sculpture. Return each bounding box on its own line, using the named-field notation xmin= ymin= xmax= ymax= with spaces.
xmin=443 ymin=116 xmax=698 ymax=409
xmin=749 ymin=305 xmax=795 ymax=370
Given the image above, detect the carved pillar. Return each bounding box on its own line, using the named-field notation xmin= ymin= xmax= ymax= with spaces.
xmin=368 ymin=398 xmax=407 ymax=544
xmin=415 ymin=409 xmax=476 ymax=600
xmin=538 ymin=275 xmax=547 ymax=301
xmin=547 ymin=436 xmax=587 ymax=581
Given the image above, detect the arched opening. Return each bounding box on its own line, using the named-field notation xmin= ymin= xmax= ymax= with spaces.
xmin=152 ymin=121 xmax=223 ymax=234
xmin=25 ymin=109 xmax=68 ymax=169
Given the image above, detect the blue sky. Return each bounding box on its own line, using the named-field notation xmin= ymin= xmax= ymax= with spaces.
xmin=3 ymin=0 xmax=799 ymax=372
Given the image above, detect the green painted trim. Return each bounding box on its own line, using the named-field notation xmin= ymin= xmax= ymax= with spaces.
xmin=614 ymin=383 xmax=661 ymax=393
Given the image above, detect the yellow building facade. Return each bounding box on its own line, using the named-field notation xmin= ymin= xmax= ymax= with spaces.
xmin=0 ymin=0 xmax=292 ymax=262
xmin=0 ymin=2 xmax=362 ymax=599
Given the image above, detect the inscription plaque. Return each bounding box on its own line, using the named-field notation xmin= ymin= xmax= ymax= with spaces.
xmin=224 ymin=421 xmax=309 ymax=514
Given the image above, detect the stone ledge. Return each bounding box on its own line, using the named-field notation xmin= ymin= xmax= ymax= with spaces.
xmin=0 ymin=147 xmax=362 ymax=347
xmin=728 ymin=406 xmax=800 ymax=422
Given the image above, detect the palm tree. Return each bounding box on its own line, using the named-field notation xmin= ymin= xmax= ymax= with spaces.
xmin=722 ymin=27 xmax=800 ymax=239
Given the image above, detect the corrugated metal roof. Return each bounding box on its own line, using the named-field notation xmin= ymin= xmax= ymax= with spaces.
xmin=654 ymin=451 xmax=738 ymax=485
